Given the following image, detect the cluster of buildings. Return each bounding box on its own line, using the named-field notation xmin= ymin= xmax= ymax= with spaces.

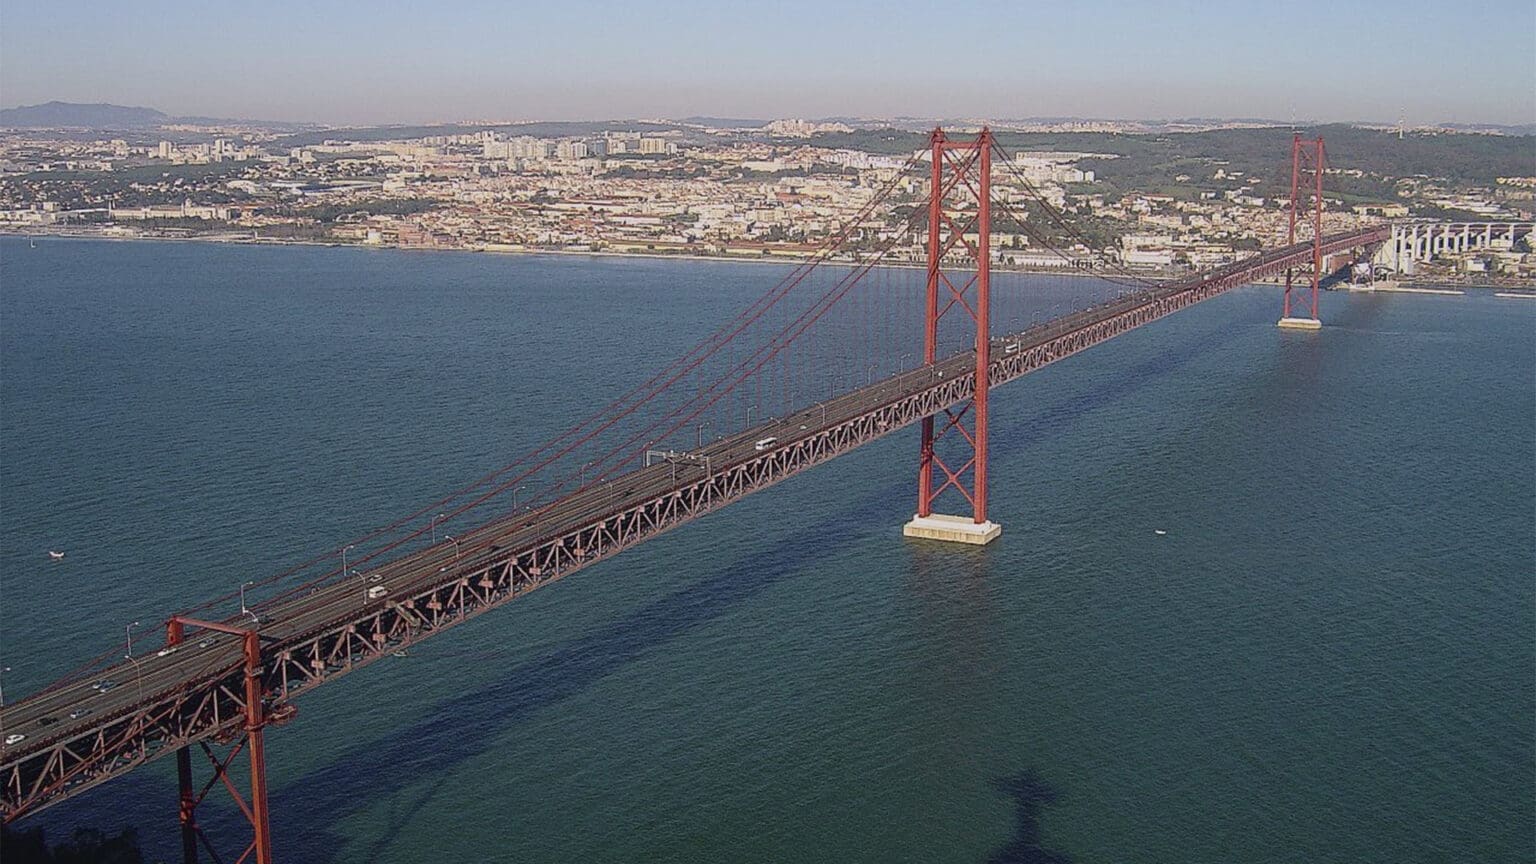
xmin=155 ymin=138 xmax=265 ymax=163
xmin=1 ymin=119 xmax=1531 ymax=280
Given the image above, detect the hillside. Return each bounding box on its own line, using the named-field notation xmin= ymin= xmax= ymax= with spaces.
xmin=0 ymin=101 xmax=168 ymax=128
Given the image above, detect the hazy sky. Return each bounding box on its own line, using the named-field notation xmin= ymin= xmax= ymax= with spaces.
xmin=3 ymin=0 xmax=1533 ymax=125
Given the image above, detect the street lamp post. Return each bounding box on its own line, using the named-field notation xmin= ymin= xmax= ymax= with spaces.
xmin=353 ymin=569 xmax=366 ymax=603
xmin=0 ymin=666 xmax=9 ymax=738
xmin=125 ymin=621 xmax=145 ymax=702
xmin=431 ymin=514 xmax=445 ymax=544
xmin=239 ymin=580 xmax=259 ymax=624
xmin=445 ymin=535 xmax=461 ymax=568
xmin=342 ymin=544 xmax=355 ymax=579
xmin=513 ymin=486 xmax=526 ymax=510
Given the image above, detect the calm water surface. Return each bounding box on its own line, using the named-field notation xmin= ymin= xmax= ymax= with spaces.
xmin=1 ymin=237 xmax=1532 ymax=862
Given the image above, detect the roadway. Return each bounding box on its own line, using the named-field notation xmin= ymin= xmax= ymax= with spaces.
xmin=1 ymin=226 xmax=1389 ymax=798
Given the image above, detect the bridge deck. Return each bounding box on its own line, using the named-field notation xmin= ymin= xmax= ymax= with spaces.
xmin=1 ymin=226 xmax=1388 ymax=819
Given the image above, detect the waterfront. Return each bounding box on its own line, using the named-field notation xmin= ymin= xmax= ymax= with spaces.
xmin=1 ymin=237 xmax=1532 ymax=861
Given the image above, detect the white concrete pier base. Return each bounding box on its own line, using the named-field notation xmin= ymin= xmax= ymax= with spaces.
xmin=1277 ymin=316 xmax=1323 ymax=330
xmin=902 ymin=513 xmax=1002 ymax=545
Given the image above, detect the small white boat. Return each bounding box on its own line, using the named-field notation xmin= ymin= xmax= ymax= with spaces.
xmin=1153 ymin=530 xmax=1167 ymax=536
xmin=48 ymin=550 xmax=65 ymax=560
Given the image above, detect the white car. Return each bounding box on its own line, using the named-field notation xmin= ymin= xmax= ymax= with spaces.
xmin=4 ymin=733 xmax=25 ymax=746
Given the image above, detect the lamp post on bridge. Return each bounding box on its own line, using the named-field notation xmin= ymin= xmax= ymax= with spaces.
xmin=342 ymin=544 xmax=355 ymax=584
xmin=239 ymin=580 xmax=259 ymax=625
xmin=352 ymin=569 xmax=366 ymax=604
xmin=431 ymin=514 xmax=445 ymax=544
xmin=125 ymin=621 xmax=145 ymax=703
xmin=445 ymin=535 xmax=460 ymax=569
xmin=0 ymin=666 xmax=9 ymax=739
xmin=513 ymin=485 xmax=527 ymax=510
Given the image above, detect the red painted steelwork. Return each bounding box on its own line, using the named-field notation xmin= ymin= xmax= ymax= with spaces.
xmin=1284 ymin=133 xmax=1327 ymax=320
xmin=0 ymin=226 xmax=1389 ymax=827
xmin=164 ymin=617 xmax=274 ymax=864
xmin=917 ymin=127 xmax=994 ymax=524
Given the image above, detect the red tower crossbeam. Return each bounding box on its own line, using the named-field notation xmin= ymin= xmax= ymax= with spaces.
xmin=165 ymin=617 xmax=275 ymax=864
xmin=912 ymin=127 xmax=997 ymax=541
xmin=1283 ymin=133 xmax=1326 ymax=322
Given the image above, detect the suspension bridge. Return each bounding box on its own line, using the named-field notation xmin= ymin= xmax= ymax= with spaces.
xmin=0 ymin=129 xmax=1389 ymax=862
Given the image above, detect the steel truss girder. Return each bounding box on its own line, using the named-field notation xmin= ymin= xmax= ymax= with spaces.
xmin=1 ymin=226 xmax=1390 ymax=822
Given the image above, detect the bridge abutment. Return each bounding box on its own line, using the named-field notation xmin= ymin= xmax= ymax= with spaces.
xmin=1277 ymin=316 xmax=1323 ymax=330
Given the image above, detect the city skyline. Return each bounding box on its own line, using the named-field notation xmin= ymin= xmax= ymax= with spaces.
xmin=2 ymin=0 xmax=1533 ymax=127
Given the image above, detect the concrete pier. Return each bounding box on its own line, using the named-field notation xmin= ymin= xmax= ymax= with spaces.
xmin=902 ymin=513 xmax=1002 ymax=545
xmin=1277 ymin=316 xmax=1322 ymax=330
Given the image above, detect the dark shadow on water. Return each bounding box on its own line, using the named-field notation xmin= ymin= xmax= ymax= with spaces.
xmin=28 ymin=310 xmax=1249 ymax=861
xmin=279 ymin=532 xmax=834 ymax=861
xmin=986 ymin=772 xmax=1073 ymax=864
xmin=276 ymin=315 xmax=1246 ymax=860
xmin=984 ymin=307 xmax=1253 ymax=466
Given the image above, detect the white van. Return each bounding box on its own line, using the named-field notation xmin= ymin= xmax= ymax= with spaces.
xmin=754 ymin=437 xmax=778 ymax=451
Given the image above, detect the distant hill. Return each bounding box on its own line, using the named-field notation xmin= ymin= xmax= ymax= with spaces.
xmin=678 ymin=116 xmax=768 ymax=128
xmin=0 ymin=101 xmax=168 ymax=128
xmin=1436 ymin=122 xmax=1536 ymax=136
xmin=0 ymin=101 xmax=316 ymax=132
xmin=269 ymin=119 xmax=685 ymax=149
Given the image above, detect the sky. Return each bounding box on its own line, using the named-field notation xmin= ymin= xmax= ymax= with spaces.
xmin=2 ymin=0 xmax=1533 ymax=126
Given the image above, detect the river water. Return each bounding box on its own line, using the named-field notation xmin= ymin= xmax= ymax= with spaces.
xmin=2 ymin=237 xmax=1532 ymax=862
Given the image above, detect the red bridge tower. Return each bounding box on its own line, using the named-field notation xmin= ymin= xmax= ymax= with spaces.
xmin=1279 ymin=132 xmax=1326 ymax=330
xmin=902 ymin=128 xmax=1002 ymax=545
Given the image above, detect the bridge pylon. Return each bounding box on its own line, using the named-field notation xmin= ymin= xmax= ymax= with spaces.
xmin=902 ymin=127 xmax=1002 ymax=545
xmin=165 ymin=616 xmax=277 ymax=864
xmin=1279 ymin=132 xmax=1326 ymax=330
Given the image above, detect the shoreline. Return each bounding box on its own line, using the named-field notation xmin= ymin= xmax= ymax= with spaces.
xmin=8 ymin=228 xmax=1532 ymax=292
xmin=0 ymin=227 xmax=1151 ymax=281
